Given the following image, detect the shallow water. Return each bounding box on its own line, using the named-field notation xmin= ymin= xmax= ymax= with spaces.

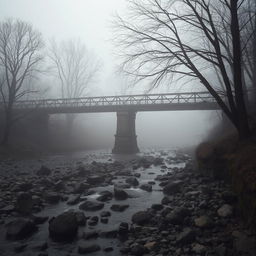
xmin=0 ymin=148 xmax=187 ymax=256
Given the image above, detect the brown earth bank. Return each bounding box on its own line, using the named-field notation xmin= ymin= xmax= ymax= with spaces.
xmin=196 ymin=131 xmax=256 ymax=230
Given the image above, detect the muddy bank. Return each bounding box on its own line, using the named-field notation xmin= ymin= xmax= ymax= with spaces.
xmin=0 ymin=149 xmax=255 ymax=256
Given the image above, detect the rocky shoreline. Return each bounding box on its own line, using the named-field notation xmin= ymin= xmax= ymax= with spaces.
xmin=0 ymin=150 xmax=255 ymax=256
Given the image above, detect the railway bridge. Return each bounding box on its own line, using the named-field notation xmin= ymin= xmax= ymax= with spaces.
xmin=3 ymin=92 xmax=221 ymax=153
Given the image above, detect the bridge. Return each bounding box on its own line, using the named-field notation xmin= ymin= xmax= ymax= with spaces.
xmin=1 ymin=92 xmax=221 ymax=154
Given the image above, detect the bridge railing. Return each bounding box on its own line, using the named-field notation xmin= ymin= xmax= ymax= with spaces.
xmin=6 ymin=92 xmax=217 ymax=110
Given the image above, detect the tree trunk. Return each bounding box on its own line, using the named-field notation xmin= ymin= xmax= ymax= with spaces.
xmin=231 ymin=0 xmax=251 ymax=139
xmin=1 ymin=107 xmax=12 ymax=145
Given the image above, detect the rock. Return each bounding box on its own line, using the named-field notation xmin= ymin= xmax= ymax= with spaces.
xmin=110 ymin=204 xmax=129 ymax=212
xmin=114 ymin=187 xmax=128 ymax=200
xmin=76 ymin=211 xmax=86 ymax=226
xmin=48 ymin=211 xmax=79 ymax=241
xmin=79 ymin=201 xmax=104 ymax=211
xmin=151 ymin=204 xmax=163 ymax=211
xmin=104 ymin=247 xmax=114 ymax=252
xmin=192 ymin=243 xmax=206 ymax=254
xmin=101 ymin=217 xmax=108 ymax=223
xmin=37 ymin=165 xmax=51 ymax=176
xmin=87 ymin=175 xmax=105 ymax=185
xmin=73 ymin=182 xmax=90 ymax=194
xmin=163 ymin=180 xmax=183 ymax=195
xmin=97 ymin=191 xmax=113 ymax=202
xmin=44 ymin=192 xmax=61 ymax=204
xmin=119 ymin=222 xmax=129 ymax=236
xmin=217 ymin=204 xmax=233 ymax=217
xmin=31 ymin=241 xmax=48 ymax=251
xmin=100 ymin=228 xmax=118 ymax=238
xmin=83 ymin=231 xmax=99 ymax=240
xmin=78 ymin=242 xmax=101 ymax=254
xmin=100 ymin=211 xmax=111 ymax=217
xmin=0 ymin=205 xmax=15 ymax=214
xmin=15 ymin=192 xmax=33 ymax=214
xmin=132 ymin=211 xmax=151 ymax=225
xmin=125 ymin=177 xmax=139 ymax=186
xmin=144 ymin=241 xmax=157 ymax=251
xmin=140 ymin=184 xmax=152 ymax=192
xmin=130 ymin=243 xmax=145 ymax=256
xmin=67 ymin=194 xmax=80 ymax=205
xmin=6 ymin=218 xmax=37 ymax=240
xmin=194 ymin=215 xmax=213 ymax=228
xmin=166 ymin=207 xmax=191 ymax=224
xmin=221 ymin=191 xmax=237 ymax=203
xmin=31 ymin=215 xmax=49 ymax=225
xmin=16 ymin=182 xmax=33 ymax=192
xmin=88 ymin=216 xmax=99 ymax=226
xmin=176 ymin=228 xmax=195 ymax=245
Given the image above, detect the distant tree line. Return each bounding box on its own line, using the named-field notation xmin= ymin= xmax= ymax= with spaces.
xmin=0 ymin=19 xmax=100 ymax=145
xmin=114 ymin=0 xmax=256 ymax=139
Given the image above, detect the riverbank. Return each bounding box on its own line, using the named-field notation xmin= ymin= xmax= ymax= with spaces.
xmin=0 ymin=149 xmax=255 ymax=256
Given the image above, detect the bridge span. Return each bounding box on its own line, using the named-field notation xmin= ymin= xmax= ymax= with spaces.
xmin=1 ymin=92 xmax=221 ymax=154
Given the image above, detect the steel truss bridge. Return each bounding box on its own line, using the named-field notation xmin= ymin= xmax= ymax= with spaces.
xmin=7 ymin=91 xmax=221 ymax=114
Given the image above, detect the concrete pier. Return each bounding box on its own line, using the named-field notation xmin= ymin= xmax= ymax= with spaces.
xmin=112 ymin=111 xmax=139 ymax=154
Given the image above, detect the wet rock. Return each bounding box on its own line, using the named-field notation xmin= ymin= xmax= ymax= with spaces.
xmin=132 ymin=211 xmax=151 ymax=225
xmin=151 ymin=204 xmax=163 ymax=211
xmin=97 ymin=191 xmax=113 ymax=202
xmin=101 ymin=217 xmax=108 ymax=223
xmin=194 ymin=215 xmax=213 ymax=228
xmin=73 ymin=182 xmax=90 ymax=194
xmin=104 ymin=247 xmax=114 ymax=252
xmin=78 ymin=242 xmax=101 ymax=254
xmin=87 ymin=175 xmax=105 ymax=185
xmin=31 ymin=215 xmax=49 ymax=225
xmin=44 ymin=192 xmax=61 ymax=204
xmin=110 ymin=204 xmax=129 ymax=212
xmin=15 ymin=192 xmax=33 ymax=214
xmin=140 ymin=183 xmax=152 ymax=192
xmin=125 ymin=177 xmax=139 ymax=186
xmin=88 ymin=216 xmax=98 ymax=226
xmin=130 ymin=243 xmax=146 ymax=256
xmin=67 ymin=194 xmax=81 ymax=205
xmin=48 ymin=211 xmax=78 ymax=241
xmin=37 ymin=165 xmax=51 ymax=176
xmin=6 ymin=218 xmax=37 ymax=240
xmin=166 ymin=207 xmax=191 ymax=225
xmin=144 ymin=241 xmax=157 ymax=251
xmin=83 ymin=231 xmax=99 ymax=240
xmin=163 ymin=180 xmax=183 ymax=195
xmin=76 ymin=211 xmax=86 ymax=226
xmin=16 ymin=182 xmax=33 ymax=192
xmin=0 ymin=205 xmax=15 ymax=214
xmin=100 ymin=228 xmax=118 ymax=238
xmin=176 ymin=228 xmax=195 ymax=245
xmin=217 ymin=204 xmax=233 ymax=217
xmin=79 ymin=201 xmax=104 ymax=211
xmin=114 ymin=187 xmax=128 ymax=200
xmin=31 ymin=241 xmax=48 ymax=251
xmin=119 ymin=222 xmax=129 ymax=236
xmin=192 ymin=243 xmax=207 ymax=254
xmin=100 ymin=211 xmax=111 ymax=217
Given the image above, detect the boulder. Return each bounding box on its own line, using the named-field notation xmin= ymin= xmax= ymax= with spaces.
xmin=76 ymin=211 xmax=86 ymax=226
xmin=194 ymin=215 xmax=213 ymax=228
xmin=140 ymin=184 xmax=152 ymax=192
xmin=15 ymin=192 xmax=33 ymax=214
xmin=132 ymin=211 xmax=151 ymax=225
xmin=78 ymin=242 xmax=101 ymax=254
xmin=114 ymin=187 xmax=128 ymax=200
xmin=97 ymin=191 xmax=113 ymax=202
xmin=44 ymin=192 xmax=61 ymax=204
xmin=48 ymin=211 xmax=79 ymax=241
xmin=125 ymin=177 xmax=139 ymax=186
xmin=6 ymin=218 xmax=37 ymax=240
xmin=67 ymin=194 xmax=81 ymax=205
xmin=176 ymin=228 xmax=195 ymax=245
xmin=87 ymin=175 xmax=105 ymax=185
xmin=166 ymin=207 xmax=191 ymax=225
xmin=73 ymin=182 xmax=90 ymax=194
xmin=163 ymin=180 xmax=183 ymax=195
xmin=217 ymin=204 xmax=233 ymax=217
xmin=79 ymin=201 xmax=104 ymax=211
xmin=37 ymin=165 xmax=51 ymax=176
xmin=110 ymin=204 xmax=129 ymax=212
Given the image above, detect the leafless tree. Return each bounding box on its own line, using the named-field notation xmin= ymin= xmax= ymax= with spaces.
xmin=48 ymin=39 xmax=101 ymax=132
xmin=0 ymin=19 xmax=44 ymax=145
xmin=114 ymin=0 xmax=255 ymax=139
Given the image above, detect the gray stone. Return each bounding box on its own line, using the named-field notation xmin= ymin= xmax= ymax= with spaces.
xmin=132 ymin=211 xmax=151 ymax=225
xmin=78 ymin=242 xmax=101 ymax=254
xmin=79 ymin=201 xmax=104 ymax=211
xmin=217 ymin=204 xmax=233 ymax=217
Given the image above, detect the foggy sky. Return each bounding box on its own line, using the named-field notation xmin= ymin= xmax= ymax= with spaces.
xmin=0 ymin=0 xmax=220 ymax=150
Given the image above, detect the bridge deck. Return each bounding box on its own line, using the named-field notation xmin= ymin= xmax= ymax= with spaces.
xmin=1 ymin=92 xmax=221 ymax=114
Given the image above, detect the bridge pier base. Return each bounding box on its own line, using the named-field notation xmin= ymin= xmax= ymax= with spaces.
xmin=112 ymin=111 xmax=139 ymax=154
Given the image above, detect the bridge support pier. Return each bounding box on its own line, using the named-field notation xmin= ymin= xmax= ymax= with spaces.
xmin=112 ymin=111 xmax=139 ymax=154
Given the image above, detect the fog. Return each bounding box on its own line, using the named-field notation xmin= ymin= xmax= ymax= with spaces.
xmin=0 ymin=0 xmax=221 ymax=151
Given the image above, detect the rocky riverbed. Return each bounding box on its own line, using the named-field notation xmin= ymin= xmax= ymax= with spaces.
xmin=0 ymin=149 xmax=255 ymax=256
